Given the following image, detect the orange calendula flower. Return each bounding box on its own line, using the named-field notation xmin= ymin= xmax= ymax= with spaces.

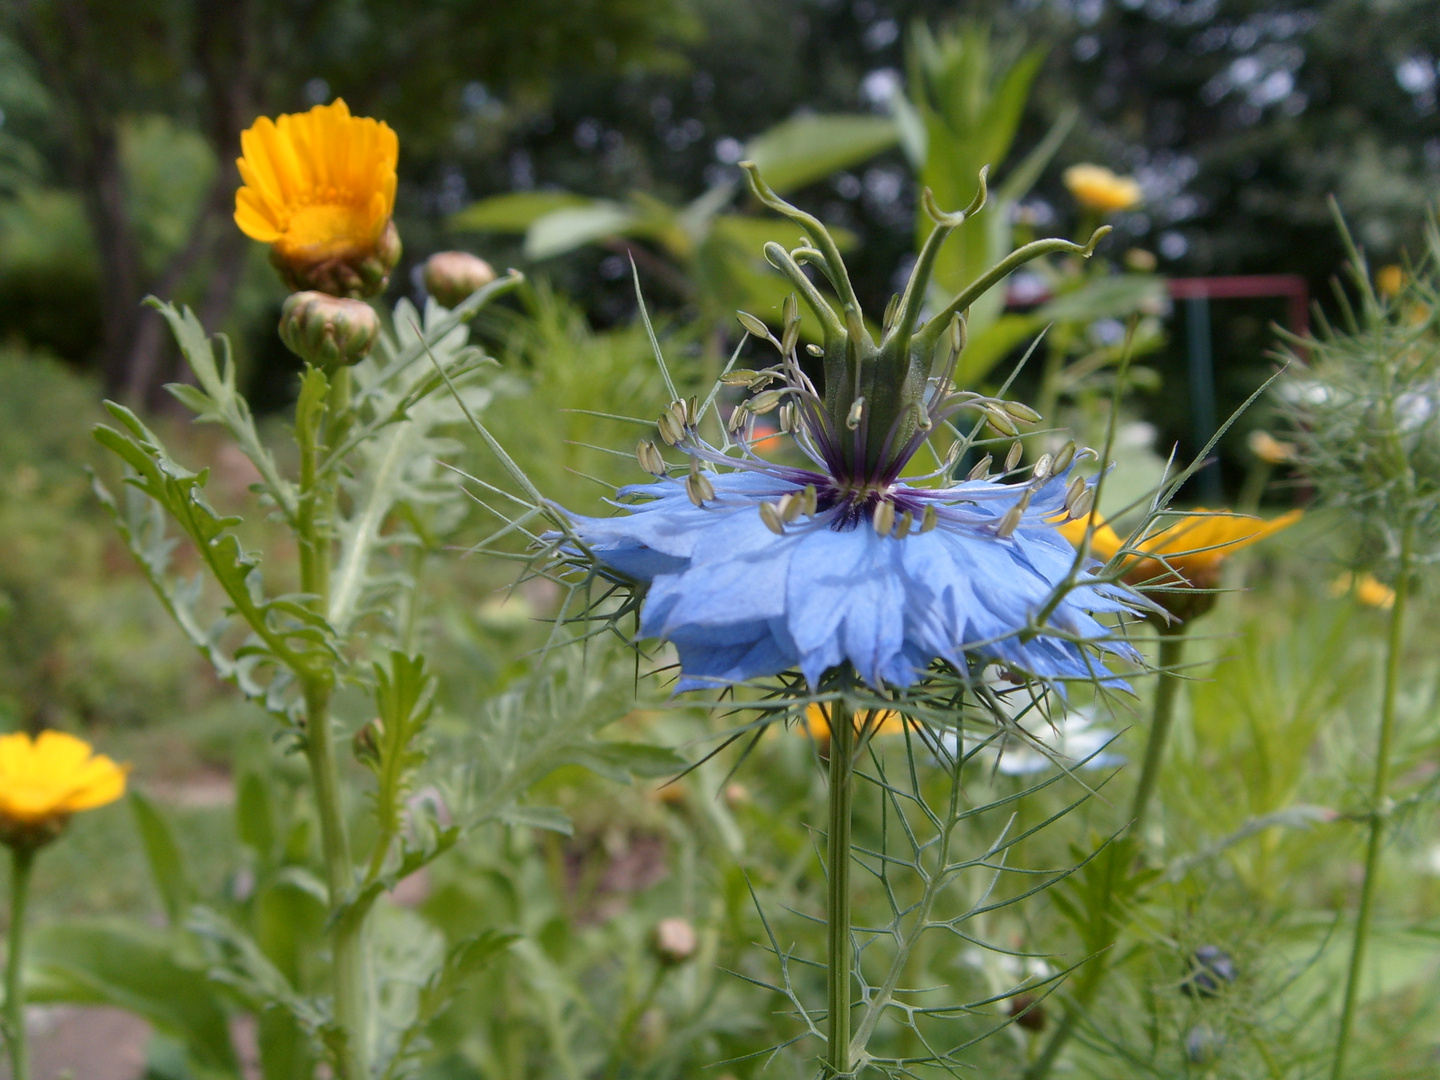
xmin=235 ymin=99 xmax=401 ymax=298
xmin=1330 ymin=572 xmax=1396 ymax=610
xmin=800 ymin=702 xmax=909 ymax=740
xmin=1060 ymin=508 xmax=1301 ymax=618
xmin=1062 ymin=164 xmax=1143 ymax=214
xmin=0 ymin=731 xmax=127 ymax=849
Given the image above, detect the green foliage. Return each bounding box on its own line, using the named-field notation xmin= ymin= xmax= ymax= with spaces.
xmin=1279 ymin=211 xmax=1440 ymax=576
xmin=903 ymin=20 xmax=1052 ymax=336
xmin=452 ymin=110 xmax=889 ymax=338
xmin=741 ymin=114 xmax=898 ymax=196
xmin=28 ymin=920 xmax=239 ymax=1077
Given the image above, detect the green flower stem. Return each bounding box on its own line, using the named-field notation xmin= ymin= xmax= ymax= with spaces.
xmin=602 ymin=964 xmax=667 ymax=1080
xmin=1024 ymin=621 xmax=1189 ymax=1080
xmin=1129 ymin=623 xmax=1189 ymax=837
xmin=1332 ymin=518 xmax=1415 ymax=1080
xmin=826 ymin=701 xmax=856 ymax=1079
xmin=298 ymin=368 xmax=369 ymax=1080
xmin=4 ymin=845 xmax=35 ymax=1080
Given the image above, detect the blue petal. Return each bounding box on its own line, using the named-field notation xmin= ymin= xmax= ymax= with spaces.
xmin=560 ymin=467 xmax=1148 ymax=693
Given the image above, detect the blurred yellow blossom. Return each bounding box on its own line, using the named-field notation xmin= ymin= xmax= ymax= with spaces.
xmin=1375 ymin=264 xmax=1404 ymax=299
xmin=1062 ymin=164 xmax=1143 ymax=214
xmin=1248 ymin=429 xmax=1297 ymax=465
xmin=235 ymin=99 xmax=400 ymax=298
xmin=800 ymin=703 xmax=908 ymax=739
xmin=1331 ymin=571 xmax=1396 ymax=609
xmin=1060 ymin=509 xmax=1301 ymax=618
xmin=0 ymin=731 xmax=126 ymax=847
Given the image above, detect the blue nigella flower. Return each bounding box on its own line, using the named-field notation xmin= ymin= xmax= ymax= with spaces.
xmin=559 ymin=163 xmax=1146 ymax=694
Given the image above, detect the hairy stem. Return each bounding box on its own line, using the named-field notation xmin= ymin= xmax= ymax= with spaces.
xmin=826 ymin=701 xmax=856 ymax=1078
xmin=1332 ymin=519 xmax=1414 ymax=1079
xmin=4 ymin=846 xmax=34 ymax=1080
xmin=299 ymin=370 xmax=369 ymax=1080
xmin=1025 ymin=623 xmax=1189 ymax=1080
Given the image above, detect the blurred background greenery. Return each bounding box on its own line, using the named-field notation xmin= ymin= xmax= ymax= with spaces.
xmin=1 ymin=0 xmax=1440 ymax=1077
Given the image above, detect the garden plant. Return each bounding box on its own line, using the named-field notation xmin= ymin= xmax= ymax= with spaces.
xmin=1 ymin=15 xmax=1439 ymax=1080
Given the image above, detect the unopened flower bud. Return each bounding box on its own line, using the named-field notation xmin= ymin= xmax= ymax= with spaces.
xmin=280 ymin=292 xmax=380 ymax=371
xmin=273 ymin=219 xmax=402 ymax=299
xmin=1008 ymin=993 xmax=1046 ymax=1033
xmin=1180 ymin=945 xmax=1237 ymax=998
xmin=653 ymin=917 xmax=697 ymax=965
xmin=424 ymin=251 xmax=497 ymax=309
xmin=352 ymin=717 xmax=384 ymax=767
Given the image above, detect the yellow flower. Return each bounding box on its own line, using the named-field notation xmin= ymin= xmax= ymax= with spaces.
xmin=1062 ymin=164 xmax=1143 ymax=214
xmin=800 ymin=702 xmax=908 ymax=740
xmin=1375 ymin=264 xmax=1404 ymax=299
xmin=1247 ymin=429 xmax=1296 ymax=465
xmin=235 ymin=99 xmax=401 ymax=298
xmin=0 ymin=731 xmax=126 ymax=847
xmin=1060 ymin=508 xmax=1301 ymax=618
xmin=1330 ymin=572 xmax=1396 ymax=609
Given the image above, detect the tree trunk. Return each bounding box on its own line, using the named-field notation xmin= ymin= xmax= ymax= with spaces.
xmin=14 ymin=0 xmax=261 ymax=407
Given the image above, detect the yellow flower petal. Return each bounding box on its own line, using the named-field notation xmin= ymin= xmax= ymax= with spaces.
xmin=800 ymin=703 xmax=908 ymax=739
xmin=1063 ymin=163 xmax=1143 ymax=213
xmin=0 ymin=731 xmax=127 ymax=830
xmin=1060 ymin=508 xmax=1300 ymax=589
xmin=1331 ymin=572 xmax=1396 ymax=609
xmin=234 ymin=99 xmax=398 ymax=264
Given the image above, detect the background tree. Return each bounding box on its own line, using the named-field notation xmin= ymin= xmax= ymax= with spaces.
xmin=0 ymin=0 xmax=695 ymax=403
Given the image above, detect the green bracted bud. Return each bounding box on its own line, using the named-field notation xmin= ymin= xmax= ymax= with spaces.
xmin=273 ymin=219 xmax=402 ymax=300
xmin=279 ymin=291 xmax=381 ymax=371
xmin=352 ymin=717 xmax=384 ymax=767
xmin=423 ymin=251 xmax=497 ymax=309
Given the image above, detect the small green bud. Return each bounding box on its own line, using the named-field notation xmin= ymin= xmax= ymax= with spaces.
xmin=279 ymin=291 xmax=380 ymax=370
xmin=353 ymin=717 xmax=384 ymax=767
xmin=423 ymin=251 xmax=497 ymax=308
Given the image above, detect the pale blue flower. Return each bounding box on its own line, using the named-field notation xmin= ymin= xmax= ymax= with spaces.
xmin=555 ymin=161 xmax=1142 ymax=694
xmin=567 ymin=465 xmax=1141 ymax=692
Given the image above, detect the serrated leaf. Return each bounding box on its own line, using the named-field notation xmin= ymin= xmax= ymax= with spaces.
xmin=92 ymin=404 xmax=339 ymax=714
xmin=149 ymin=300 xmax=298 ymax=521
xmin=415 ymin=930 xmax=518 ymax=1028
xmin=187 ymin=907 xmax=329 ymax=1035
xmin=367 ymin=652 xmax=438 ymax=870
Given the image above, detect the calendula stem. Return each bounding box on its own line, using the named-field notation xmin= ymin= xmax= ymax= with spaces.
xmin=1024 ymin=622 xmax=1189 ymax=1080
xmin=298 ymin=368 xmax=369 ymax=1080
xmin=1332 ymin=519 xmax=1414 ymax=1080
xmin=4 ymin=846 xmax=34 ymax=1080
xmin=826 ymin=700 xmax=856 ymax=1078
xmin=1129 ymin=624 xmax=1189 ymax=837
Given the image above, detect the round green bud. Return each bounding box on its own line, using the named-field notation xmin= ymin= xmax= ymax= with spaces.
xmin=423 ymin=251 xmax=497 ymax=309
xmin=279 ymin=291 xmax=380 ymax=370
